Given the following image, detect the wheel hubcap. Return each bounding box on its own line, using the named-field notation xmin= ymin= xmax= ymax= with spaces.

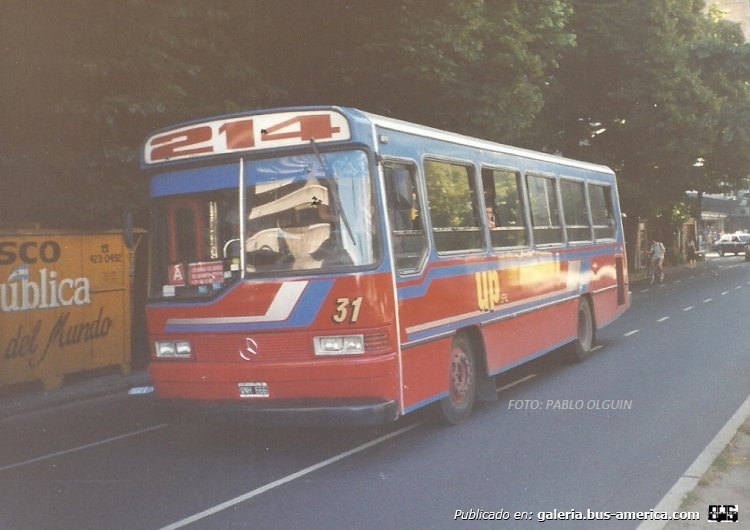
xmin=449 ymin=348 xmax=472 ymax=404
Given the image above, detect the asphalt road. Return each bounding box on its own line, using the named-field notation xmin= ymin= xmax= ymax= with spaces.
xmin=1 ymin=255 xmax=748 ymax=530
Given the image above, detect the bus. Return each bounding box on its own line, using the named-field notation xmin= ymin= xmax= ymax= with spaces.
xmin=141 ymin=106 xmax=629 ymax=425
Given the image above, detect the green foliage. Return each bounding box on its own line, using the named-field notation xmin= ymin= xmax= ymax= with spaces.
xmin=424 ymin=160 xmax=476 ymax=228
xmin=1 ymin=0 xmax=749 ymax=231
xmin=539 ymin=0 xmax=750 ymax=220
xmin=1 ymin=1 xmax=279 ymax=228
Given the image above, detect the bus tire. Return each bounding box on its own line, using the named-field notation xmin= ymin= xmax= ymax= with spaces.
xmin=569 ymin=297 xmax=596 ymax=362
xmin=439 ymin=335 xmax=477 ymax=424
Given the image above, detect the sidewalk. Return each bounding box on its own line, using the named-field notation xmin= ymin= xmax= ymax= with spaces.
xmin=0 ymin=366 xmax=151 ymax=420
xmin=663 ymin=415 xmax=749 ymax=528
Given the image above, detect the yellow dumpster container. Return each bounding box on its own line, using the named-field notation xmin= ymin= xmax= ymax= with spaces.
xmin=0 ymin=230 xmax=132 ymax=390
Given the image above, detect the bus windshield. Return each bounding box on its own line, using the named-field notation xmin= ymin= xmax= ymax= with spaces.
xmin=149 ymin=149 xmax=378 ymax=299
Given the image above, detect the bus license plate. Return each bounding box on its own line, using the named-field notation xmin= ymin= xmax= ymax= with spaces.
xmin=238 ymin=382 xmax=269 ymax=398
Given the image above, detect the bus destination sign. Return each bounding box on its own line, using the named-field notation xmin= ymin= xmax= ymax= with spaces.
xmin=143 ymin=110 xmax=351 ymax=166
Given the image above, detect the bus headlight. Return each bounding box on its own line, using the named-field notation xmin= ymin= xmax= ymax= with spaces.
xmin=155 ymin=340 xmax=192 ymax=358
xmin=313 ymin=335 xmax=365 ymax=356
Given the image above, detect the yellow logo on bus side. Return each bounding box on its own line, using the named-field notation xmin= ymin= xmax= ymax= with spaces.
xmin=475 ymin=271 xmax=501 ymax=312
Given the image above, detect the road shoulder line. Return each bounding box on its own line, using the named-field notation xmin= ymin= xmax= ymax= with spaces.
xmin=637 ymin=394 xmax=750 ymax=530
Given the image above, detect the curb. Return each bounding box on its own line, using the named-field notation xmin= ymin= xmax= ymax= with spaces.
xmin=645 ymin=396 xmax=750 ymax=529
xmin=0 ymin=368 xmax=151 ymax=420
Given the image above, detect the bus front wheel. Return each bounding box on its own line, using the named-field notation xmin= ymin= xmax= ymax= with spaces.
xmin=439 ymin=335 xmax=477 ymax=424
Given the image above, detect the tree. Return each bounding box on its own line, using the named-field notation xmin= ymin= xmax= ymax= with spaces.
xmin=2 ymin=1 xmax=578 ymax=229
xmin=251 ymin=0 xmax=575 ymax=142
xmin=0 ymin=1 xmax=278 ymax=229
xmin=539 ymin=0 xmax=750 ymax=224
xmin=688 ymin=9 xmax=750 ymax=196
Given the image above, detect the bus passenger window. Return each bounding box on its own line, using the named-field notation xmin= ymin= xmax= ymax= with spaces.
xmin=481 ymin=168 xmax=528 ymax=248
xmin=424 ymin=159 xmax=483 ymax=253
xmin=589 ymin=184 xmax=616 ymax=240
xmin=560 ymin=179 xmax=592 ymax=243
xmin=383 ymin=162 xmax=427 ymax=272
xmin=526 ymin=174 xmax=563 ymax=245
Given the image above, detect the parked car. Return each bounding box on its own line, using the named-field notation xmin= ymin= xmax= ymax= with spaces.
xmin=745 ymin=239 xmax=750 ymax=261
xmin=712 ymin=233 xmax=750 ymax=256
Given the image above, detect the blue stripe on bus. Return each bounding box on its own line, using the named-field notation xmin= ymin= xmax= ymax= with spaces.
xmin=163 ymin=279 xmax=334 ymax=333
xmin=397 ymin=245 xmax=617 ymax=301
xmin=402 ymin=392 xmax=449 ymax=414
xmin=404 ymin=289 xmax=579 ymax=344
xmin=151 ymin=164 xmax=239 ymax=197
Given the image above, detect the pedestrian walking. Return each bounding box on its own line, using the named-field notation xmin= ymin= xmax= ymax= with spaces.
xmin=686 ymin=238 xmax=697 ymax=268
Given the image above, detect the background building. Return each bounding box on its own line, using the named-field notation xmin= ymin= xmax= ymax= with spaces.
xmin=706 ymin=0 xmax=750 ymax=41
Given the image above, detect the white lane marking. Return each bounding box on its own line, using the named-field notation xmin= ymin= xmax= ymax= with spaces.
xmin=722 ymin=291 xmax=729 ymax=296
xmin=159 ymin=422 xmax=421 ymax=530
xmin=657 ymin=317 xmax=670 ymax=323
xmin=638 ymin=395 xmax=750 ymax=530
xmin=674 ymin=279 xmax=682 ymax=283
xmin=702 ymin=298 xmax=712 ymax=303
xmin=624 ymin=330 xmax=640 ymax=337
xmin=736 ymin=285 xmax=743 ymax=290
xmin=496 ymin=374 xmax=538 ymax=394
xmin=640 ymin=289 xmax=649 ymax=293
xmin=0 ymin=424 xmax=167 ymax=473
xmin=682 ymin=306 xmax=693 ymax=312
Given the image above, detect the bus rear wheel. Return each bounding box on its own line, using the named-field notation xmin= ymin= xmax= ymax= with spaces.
xmin=569 ymin=297 xmax=595 ymax=362
xmin=439 ymin=335 xmax=477 ymax=424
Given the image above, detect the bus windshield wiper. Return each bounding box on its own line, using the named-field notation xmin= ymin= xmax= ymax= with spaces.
xmin=309 ymin=139 xmax=356 ymax=246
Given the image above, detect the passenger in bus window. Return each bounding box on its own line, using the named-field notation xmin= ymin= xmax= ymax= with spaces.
xmin=486 ymin=207 xmax=496 ymax=229
xmin=482 ymin=179 xmax=495 ymax=227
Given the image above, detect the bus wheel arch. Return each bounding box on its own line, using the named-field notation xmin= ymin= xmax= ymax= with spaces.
xmin=568 ymin=294 xmax=597 ymax=362
xmin=439 ymin=327 xmax=493 ymax=425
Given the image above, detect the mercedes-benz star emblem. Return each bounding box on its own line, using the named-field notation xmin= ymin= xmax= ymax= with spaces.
xmin=240 ymin=338 xmax=259 ymax=361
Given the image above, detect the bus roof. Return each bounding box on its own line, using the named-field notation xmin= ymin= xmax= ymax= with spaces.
xmin=141 ymin=105 xmax=614 ymax=176
xmin=358 ymin=109 xmax=614 ymax=176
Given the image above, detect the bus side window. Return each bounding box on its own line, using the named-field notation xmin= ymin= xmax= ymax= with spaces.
xmin=526 ymin=174 xmax=563 ymax=245
xmin=424 ymin=159 xmax=483 ymax=253
xmin=481 ymin=168 xmax=528 ymax=248
xmin=383 ymin=162 xmax=427 ymax=272
xmin=589 ymin=183 xmax=616 ymax=240
xmin=560 ymin=179 xmax=592 ymax=243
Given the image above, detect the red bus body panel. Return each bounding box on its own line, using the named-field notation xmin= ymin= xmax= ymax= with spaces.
xmin=398 ymin=246 xmax=628 ymax=412
xmin=147 ymin=273 xmax=401 ymax=411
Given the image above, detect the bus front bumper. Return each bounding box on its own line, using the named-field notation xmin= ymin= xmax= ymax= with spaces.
xmin=154 ymin=397 xmax=399 ymax=426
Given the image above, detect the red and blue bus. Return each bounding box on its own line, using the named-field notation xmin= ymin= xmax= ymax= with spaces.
xmin=141 ymin=106 xmax=629 ymax=425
